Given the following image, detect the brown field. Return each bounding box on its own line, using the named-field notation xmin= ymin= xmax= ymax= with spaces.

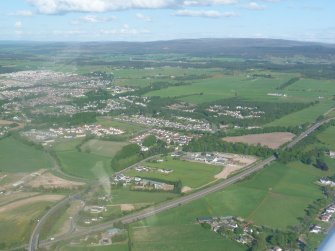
xmin=27 ymin=172 xmax=85 ymax=189
xmin=0 ymin=194 xmax=64 ymax=213
xmin=223 ymin=132 xmax=295 ymax=149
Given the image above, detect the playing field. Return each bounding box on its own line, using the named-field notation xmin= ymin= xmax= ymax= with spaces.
xmin=0 ymin=137 xmax=52 ymax=173
xmin=128 ymin=160 xmax=332 ymax=251
xmin=125 ymin=157 xmax=222 ymax=188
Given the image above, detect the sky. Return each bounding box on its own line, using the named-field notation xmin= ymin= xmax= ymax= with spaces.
xmin=0 ymin=0 xmax=334 ymax=43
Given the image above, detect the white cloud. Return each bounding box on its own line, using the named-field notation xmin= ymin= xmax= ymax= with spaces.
xmin=27 ymin=0 xmax=239 ymax=14
xmin=81 ymin=15 xmax=116 ymax=23
xmin=15 ymin=21 xmax=23 ymax=28
xmin=136 ymin=13 xmax=152 ymax=22
xmin=100 ymin=24 xmax=150 ymax=36
xmin=245 ymin=2 xmax=266 ymax=10
xmin=9 ymin=10 xmax=34 ymax=17
xmin=175 ymin=9 xmax=239 ymax=18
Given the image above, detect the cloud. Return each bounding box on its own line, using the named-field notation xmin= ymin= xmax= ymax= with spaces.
xmin=81 ymin=15 xmax=116 ymax=23
xmin=15 ymin=21 xmax=23 ymax=28
xmin=175 ymin=9 xmax=228 ymax=18
xmin=9 ymin=10 xmax=34 ymax=17
xmin=27 ymin=0 xmax=239 ymax=14
xmin=245 ymin=2 xmax=266 ymax=10
xmin=136 ymin=13 xmax=152 ymax=22
xmin=100 ymin=24 xmax=150 ymax=36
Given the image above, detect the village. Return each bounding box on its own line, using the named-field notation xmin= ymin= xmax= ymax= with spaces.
xmin=206 ymin=104 xmax=265 ymax=120
xmin=22 ymin=124 xmax=124 ymax=144
xmin=117 ymin=114 xmax=213 ymax=132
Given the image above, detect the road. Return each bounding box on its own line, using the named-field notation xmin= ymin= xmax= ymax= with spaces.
xmin=28 ymin=118 xmax=333 ymax=250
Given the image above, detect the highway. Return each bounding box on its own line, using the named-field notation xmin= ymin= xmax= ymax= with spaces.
xmin=28 ymin=118 xmax=333 ymax=250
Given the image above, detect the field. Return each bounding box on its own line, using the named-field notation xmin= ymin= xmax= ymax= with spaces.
xmin=125 ymin=157 xmax=222 ymax=189
xmin=266 ymin=100 xmax=335 ymax=127
xmin=27 ymin=172 xmax=85 ymax=189
xmin=80 ymin=139 xmax=127 ymax=157
xmin=146 ymin=74 xmax=306 ymax=104
xmin=128 ymin=160 xmax=333 ymax=250
xmin=56 ymin=151 xmax=113 ymax=179
xmin=0 ymin=137 xmax=52 ymax=173
xmin=317 ymin=125 xmax=335 ymax=151
xmin=0 ymin=196 xmax=63 ymax=248
xmin=57 ymin=243 xmax=129 ymax=251
xmin=223 ymin=132 xmax=295 ymax=149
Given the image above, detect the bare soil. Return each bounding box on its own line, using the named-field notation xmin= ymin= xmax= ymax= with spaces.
xmin=27 ymin=172 xmax=85 ymax=189
xmin=223 ymin=132 xmax=295 ymax=149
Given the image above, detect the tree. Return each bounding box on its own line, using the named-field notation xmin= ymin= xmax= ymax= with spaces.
xmin=142 ymin=135 xmax=157 ymax=147
xmin=252 ymin=233 xmax=267 ymax=251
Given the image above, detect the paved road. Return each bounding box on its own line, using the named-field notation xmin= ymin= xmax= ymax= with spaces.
xmin=29 ymin=118 xmax=333 ymax=250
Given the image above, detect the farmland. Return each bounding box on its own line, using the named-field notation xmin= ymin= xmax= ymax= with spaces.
xmin=0 ymin=137 xmax=52 ymax=173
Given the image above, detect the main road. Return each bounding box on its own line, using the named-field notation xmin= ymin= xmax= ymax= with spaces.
xmin=29 ymin=118 xmax=333 ymax=251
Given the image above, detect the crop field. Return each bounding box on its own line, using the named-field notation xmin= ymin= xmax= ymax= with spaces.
xmin=266 ymin=100 xmax=335 ymax=127
xmin=80 ymin=139 xmax=127 ymax=157
xmin=0 ymin=137 xmax=52 ymax=173
xmin=286 ymin=78 xmax=335 ymax=99
xmin=146 ymin=74 xmax=303 ymax=104
xmin=125 ymin=158 xmax=222 ymax=188
xmin=129 ymin=160 xmax=332 ymax=250
xmin=223 ymin=132 xmax=295 ymax=149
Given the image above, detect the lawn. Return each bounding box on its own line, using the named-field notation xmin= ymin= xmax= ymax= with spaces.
xmin=0 ymin=137 xmax=52 ymax=173
xmin=80 ymin=139 xmax=128 ymax=158
xmin=129 ymin=160 xmax=333 ymax=251
xmin=125 ymin=157 xmax=222 ymax=188
xmin=266 ymin=100 xmax=334 ymax=127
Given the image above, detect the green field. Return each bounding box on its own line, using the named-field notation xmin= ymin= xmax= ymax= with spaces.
xmin=125 ymin=158 xmax=222 ymax=188
xmin=111 ymin=188 xmax=178 ymax=205
xmin=128 ymin=160 xmax=333 ymax=251
xmin=56 ymin=151 xmax=112 ymax=179
xmin=286 ymin=78 xmax=335 ymax=99
xmin=0 ymin=137 xmax=52 ymax=172
xmin=58 ymin=243 xmax=129 ymax=251
xmin=266 ymin=100 xmax=334 ymax=127
xmin=97 ymin=117 xmax=146 ymax=138
xmin=0 ymin=201 xmax=52 ymax=248
xmin=317 ymin=125 xmax=335 ymax=151
xmin=80 ymin=139 xmax=128 ymax=157
xmin=146 ymin=74 xmax=303 ymax=104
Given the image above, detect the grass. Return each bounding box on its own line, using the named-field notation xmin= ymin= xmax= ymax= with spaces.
xmin=266 ymin=100 xmax=335 ymax=127
xmin=97 ymin=117 xmax=146 ymax=138
xmin=317 ymin=125 xmax=335 ymax=151
xmin=56 ymin=151 xmax=112 ymax=179
xmin=58 ymin=243 xmax=129 ymax=251
xmin=0 ymin=201 xmax=52 ymax=248
xmin=0 ymin=137 xmax=52 ymax=173
xmin=125 ymin=157 xmax=222 ymax=188
xmin=128 ymin=160 xmax=333 ymax=251
xmin=146 ymin=74 xmax=305 ymax=104
xmin=130 ymin=224 xmax=246 ymax=251
xmin=286 ymin=78 xmax=335 ymax=99
xmin=80 ymin=139 xmax=128 ymax=158
xmin=110 ymin=188 xmax=178 ymax=205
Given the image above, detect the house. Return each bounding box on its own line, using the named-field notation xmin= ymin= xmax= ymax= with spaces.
xmin=330 ymin=151 xmax=335 ymax=158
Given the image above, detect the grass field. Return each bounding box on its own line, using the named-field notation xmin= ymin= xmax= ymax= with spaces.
xmin=58 ymin=243 xmax=129 ymax=251
xmin=111 ymin=188 xmax=178 ymax=205
xmin=0 ymin=137 xmax=52 ymax=173
xmin=286 ymin=78 xmax=335 ymax=99
xmin=266 ymin=100 xmax=334 ymax=127
xmin=80 ymin=139 xmax=127 ymax=158
xmin=128 ymin=160 xmax=333 ymax=250
xmin=56 ymin=151 xmax=112 ymax=179
xmin=317 ymin=125 xmax=335 ymax=151
xmin=97 ymin=117 xmax=146 ymax=138
xmin=0 ymin=201 xmax=53 ymax=248
xmin=125 ymin=157 xmax=222 ymax=188
xmin=146 ymin=74 xmax=304 ymax=104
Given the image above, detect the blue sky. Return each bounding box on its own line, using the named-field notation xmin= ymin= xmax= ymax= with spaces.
xmin=0 ymin=0 xmax=334 ymax=43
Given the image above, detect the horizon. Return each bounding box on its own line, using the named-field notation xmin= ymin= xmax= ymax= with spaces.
xmin=0 ymin=0 xmax=334 ymax=43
